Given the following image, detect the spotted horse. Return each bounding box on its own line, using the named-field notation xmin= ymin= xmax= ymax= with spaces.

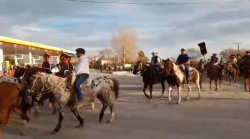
xmin=29 ymin=72 xmax=119 ymax=133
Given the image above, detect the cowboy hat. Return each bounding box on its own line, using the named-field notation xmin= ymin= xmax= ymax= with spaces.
xmin=151 ymin=51 xmax=158 ymax=54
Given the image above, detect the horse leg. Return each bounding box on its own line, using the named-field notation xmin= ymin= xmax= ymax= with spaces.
xmin=185 ymin=84 xmax=191 ymax=101
xmin=143 ymin=83 xmax=149 ymax=98
xmin=149 ymin=84 xmax=153 ymax=101
xmin=71 ymin=108 xmax=84 ymax=127
xmin=168 ymin=86 xmax=173 ymax=104
xmin=196 ymin=81 xmax=201 ymax=99
xmin=53 ymin=105 xmax=64 ymax=133
xmin=209 ymin=79 xmax=212 ymax=91
xmin=107 ymin=101 xmax=115 ymax=123
xmin=160 ymin=81 xmax=165 ymax=98
xmin=99 ymin=103 xmax=108 ymax=123
xmin=215 ymin=79 xmax=218 ymax=91
xmin=248 ymin=77 xmax=250 ymax=92
xmin=244 ymin=79 xmax=247 ymax=92
xmin=97 ymin=94 xmax=108 ymax=123
xmin=50 ymin=94 xmax=57 ymax=115
xmin=177 ymin=86 xmax=181 ymax=104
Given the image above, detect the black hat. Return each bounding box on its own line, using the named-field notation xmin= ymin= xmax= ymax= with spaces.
xmin=246 ymin=50 xmax=250 ymax=53
xmin=76 ymin=48 xmax=85 ymax=54
xmin=181 ymin=48 xmax=185 ymax=51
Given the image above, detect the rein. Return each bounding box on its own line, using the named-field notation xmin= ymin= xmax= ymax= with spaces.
xmin=30 ymin=74 xmax=68 ymax=97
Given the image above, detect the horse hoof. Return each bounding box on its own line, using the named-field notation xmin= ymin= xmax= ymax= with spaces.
xmin=106 ymin=120 xmax=112 ymax=123
xmin=20 ymin=131 xmax=27 ymax=136
xmin=186 ymin=97 xmax=190 ymax=101
xmin=176 ymin=101 xmax=181 ymax=104
xmin=99 ymin=119 xmax=103 ymax=123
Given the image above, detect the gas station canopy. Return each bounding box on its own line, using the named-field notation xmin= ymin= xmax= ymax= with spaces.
xmin=0 ymin=36 xmax=75 ymax=56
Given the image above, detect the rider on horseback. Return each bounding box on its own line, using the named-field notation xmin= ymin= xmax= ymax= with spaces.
xmin=229 ymin=54 xmax=240 ymax=73
xmin=42 ymin=53 xmax=52 ymax=74
xmin=176 ymin=48 xmax=191 ymax=83
xmin=150 ymin=51 xmax=161 ymax=83
xmin=211 ymin=53 xmax=219 ymax=65
xmin=240 ymin=50 xmax=250 ymax=69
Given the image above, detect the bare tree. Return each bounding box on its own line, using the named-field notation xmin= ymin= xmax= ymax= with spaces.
xmin=220 ymin=48 xmax=247 ymax=61
xmin=99 ymin=47 xmax=115 ymax=58
xmin=111 ymin=28 xmax=138 ymax=65
xmin=186 ymin=48 xmax=203 ymax=60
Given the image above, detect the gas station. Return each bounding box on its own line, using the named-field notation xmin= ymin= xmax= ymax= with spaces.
xmin=0 ymin=36 xmax=75 ymax=72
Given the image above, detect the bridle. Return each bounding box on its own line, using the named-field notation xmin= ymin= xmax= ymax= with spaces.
xmin=30 ymin=73 xmax=67 ymax=96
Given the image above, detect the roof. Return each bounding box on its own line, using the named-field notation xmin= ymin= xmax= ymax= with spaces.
xmin=0 ymin=36 xmax=75 ymax=54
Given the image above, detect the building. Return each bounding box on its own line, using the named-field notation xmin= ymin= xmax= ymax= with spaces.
xmin=0 ymin=36 xmax=75 ymax=72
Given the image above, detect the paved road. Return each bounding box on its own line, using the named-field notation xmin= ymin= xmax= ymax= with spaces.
xmin=1 ymin=71 xmax=250 ymax=139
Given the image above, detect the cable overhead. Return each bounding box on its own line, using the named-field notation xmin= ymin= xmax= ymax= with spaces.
xmin=66 ymin=0 xmax=250 ymax=5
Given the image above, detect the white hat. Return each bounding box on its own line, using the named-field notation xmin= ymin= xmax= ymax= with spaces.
xmin=151 ymin=51 xmax=158 ymax=54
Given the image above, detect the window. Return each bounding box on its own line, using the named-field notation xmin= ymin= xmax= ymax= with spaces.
xmin=33 ymin=56 xmax=40 ymax=60
xmin=16 ymin=54 xmax=23 ymax=59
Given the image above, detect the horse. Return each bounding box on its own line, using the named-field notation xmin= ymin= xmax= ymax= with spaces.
xmin=205 ymin=62 xmax=223 ymax=91
xmin=224 ymin=62 xmax=239 ymax=85
xmin=0 ymin=82 xmax=30 ymax=134
xmin=197 ymin=60 xmax=206 ymax=89
xmin=133 ymin=61 xmax=166 ymax=100
xmin=14 ymin=66 xmax=58 ymax=115
xmin=162 ymin=59 xmax=201 ymax=104
xmin=28 ymin=72 xmax=119 ymax=133
xmin=241 ymin=64 xmax=250 ymax=92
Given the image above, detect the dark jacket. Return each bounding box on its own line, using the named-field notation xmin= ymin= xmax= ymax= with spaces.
xmin=55 ymin=61 xmax=70 ymax=78
xmin=42 ymin=61 xmax=52 ymax=74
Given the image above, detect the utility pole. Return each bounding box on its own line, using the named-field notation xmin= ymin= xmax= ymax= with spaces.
xmin=234 ymin=42 xmax=242 ymax=53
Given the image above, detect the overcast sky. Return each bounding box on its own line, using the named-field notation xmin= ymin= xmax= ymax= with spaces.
xmin=1 ymin=0 xmax=250 ymax=59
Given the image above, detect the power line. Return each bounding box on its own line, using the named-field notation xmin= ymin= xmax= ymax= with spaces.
xmin=66 ymin=0 xmax=250 ymax=5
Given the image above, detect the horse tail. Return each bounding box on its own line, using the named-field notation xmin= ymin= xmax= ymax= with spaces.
xmin=111 ymin=78 xmax=119 ymax=99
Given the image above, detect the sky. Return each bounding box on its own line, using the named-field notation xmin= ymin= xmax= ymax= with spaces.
xmin=1 ymin=0 xmax=250 ymax=59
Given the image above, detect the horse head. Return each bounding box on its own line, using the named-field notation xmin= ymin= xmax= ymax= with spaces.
xmin=133 ymin=61 xmax=143 ymax=75
xmin=197 ymin=59 xmax=206 ymax=72
xmin=29 ymin=72 xmax=45 ymax=96
xmin=162 ymin=58 xmax=175 ymax=76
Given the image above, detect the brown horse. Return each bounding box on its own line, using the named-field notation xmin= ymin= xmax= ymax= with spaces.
xmin=206 ymin=62 xmax=223 ymax=91
xmin=133 ymin=61 xmax=166 ymax=100
xmin=0 ymin=82 xmax=30 ymax=133
xmin=225 ymin=62 xmax=239 ymax=85
xmin=13 ymin=66 xmax=57 ymax=115
xmin=241 ymin=64 xmax=250 ymax=92
xmin=162 ymin=59 xmax=201 ymax=104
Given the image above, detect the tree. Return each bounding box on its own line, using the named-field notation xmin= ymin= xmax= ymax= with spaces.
xmin=137 ymin=50 xmax=149 ymax=63
xmin=186 ymin=48 xmax=203 ymax=60
xmin=111 ymin=28 xmax=139 ymax=65
xmin=220 ymin=48 xmax=247 ymax=61
xmin=99 ymin=47 xmax=115 ymax=58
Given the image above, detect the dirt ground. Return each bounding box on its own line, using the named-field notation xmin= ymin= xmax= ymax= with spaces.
xmin=1 ymin=71 xmax=250 ymax=139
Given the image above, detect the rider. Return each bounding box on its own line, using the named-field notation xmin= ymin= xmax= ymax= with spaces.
xmin=73 ymin=48 xmax=90 ymax=103
xmin=150 ymin=51 xmax=161 ymax=80
xmin=42 ymin=53 xmax=52 ymax=74
xmin=240 ymin=50 xmax=250 ymax=69
xmin=210 ymin=53 xmax=219 ymax=65
xmin=176 ymin=48 xmax=191 ymax=83
xmin=55 ymin=53 xmax=70 ymax=78
xmin=150 ymin=51 xmax=161 ymax=73
xmin=229 ymin=54 xmax=240 ymax=73
xmin=68 ymin=56 xmax=74 ymax=72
